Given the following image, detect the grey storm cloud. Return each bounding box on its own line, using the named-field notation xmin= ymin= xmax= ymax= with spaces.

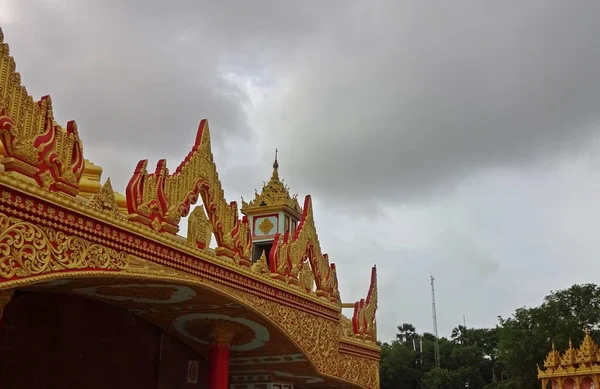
xmin=256 ymin=1 xmax=600 ymax=207
xmin=4 ymin=0 xmax=600 ymax=341
xmin=5 ymin=1 xmax=600 ymax=203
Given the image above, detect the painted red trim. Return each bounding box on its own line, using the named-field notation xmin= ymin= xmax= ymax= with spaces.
xmin=352 ymin=266 xmax=377 ymax=335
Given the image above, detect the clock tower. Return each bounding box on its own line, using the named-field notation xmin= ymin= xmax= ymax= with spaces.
xmin=241 ymin=151 xmax=302 ymax=265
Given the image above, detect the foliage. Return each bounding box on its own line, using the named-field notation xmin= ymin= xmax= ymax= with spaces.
xmin=422 ymin=368 xmax=463 ymax=389
xmin=379 ymin=283 xmax=600 ymax=389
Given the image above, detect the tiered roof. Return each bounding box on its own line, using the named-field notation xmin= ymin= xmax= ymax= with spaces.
xmin=241 ymin=154 xmax=302 ymax=217
xmin=538 ymin=329 xmax=600 ymax=379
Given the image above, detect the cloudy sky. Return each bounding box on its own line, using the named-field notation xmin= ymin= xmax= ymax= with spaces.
xmin=3 ymin=0 xmax=600 ymax=342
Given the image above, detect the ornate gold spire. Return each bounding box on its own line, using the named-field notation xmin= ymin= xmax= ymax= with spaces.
xmin=241 ymin=150 xmax=302 ymax=215
xmin=576 ymin=327 xmax=598 ymax=364
xmin=543 ymin=341 xmax=562 ymax=369
xmin=560 ymin=339 xmax=577 ymax=366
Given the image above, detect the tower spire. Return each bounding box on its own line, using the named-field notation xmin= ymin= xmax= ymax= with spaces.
xmin=272 ymin=148 xmax=279 ymax=179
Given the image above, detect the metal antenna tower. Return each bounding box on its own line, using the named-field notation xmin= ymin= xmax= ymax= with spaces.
xmin=431 ymin=275 xmax=441 ymax=368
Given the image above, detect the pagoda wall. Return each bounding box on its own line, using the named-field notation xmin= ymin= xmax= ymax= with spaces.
xmin=0 ymin=293 xmax=208 ymax=389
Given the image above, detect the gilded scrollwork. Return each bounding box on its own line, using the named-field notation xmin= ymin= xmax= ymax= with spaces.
xmin=299 ymin=261 xmax=314 ymax=293
xmin=251 ymin=250 xmax=270 ymax=275
xmin=338 ymin=352 xmax=380 ymax=389
xmin=238 ymin=291 xmax=340 ymax=375
xmin=87 ymin=178 xmax=123 ymax=218
xmin=225 ymin=286 xmax=379 ymax=389
xmin=187 ymin=205 xmax=212 ymax=250
xmin=0 ymin=212 xmax=129 ymax=279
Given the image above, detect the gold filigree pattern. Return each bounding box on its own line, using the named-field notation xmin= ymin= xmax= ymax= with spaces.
xmin=340 ymin=315 xmax=354 ymax=338
xmin=239 ymin=291 xmax=340 ymax=375
xmin=299 ymin=261 xmax=314 ymax=293
xmin=229 ymin=288 xmax=379 ymax=389
xmin=0 ymin=28 xmax=84 ymax=196
xmin=187 ymin=205 xmax=212 ymax=250
xmin=258 ymin=217 xmax=275 ymax=235
xmin=0 ymin=212 xmax=129 ymax=279
xmin=251 ymin=250 xmax=270 ymax=275
xmin=87 ymin=178 xmax=123 ymax=217
xmin=339 ymin=352 xmax=380 ymax=389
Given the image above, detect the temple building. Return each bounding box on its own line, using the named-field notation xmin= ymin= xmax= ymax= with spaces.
xmin=0 ymin=27 xmax=379 ymax=389
xmin=538 ymin=329 xmax=600 ymax=389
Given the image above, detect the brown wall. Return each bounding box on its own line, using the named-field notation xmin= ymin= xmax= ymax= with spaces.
xmin=0 ymin=292 xmax=208 ymax=389
xmin=158 ymin=332 xmax=209 ymax=389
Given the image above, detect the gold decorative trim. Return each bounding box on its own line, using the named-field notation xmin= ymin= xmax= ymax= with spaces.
xmin=87 ymin=178 xmax=123 ymax=218
xmin=0 ymin=211 xmax=129 ymax=279
xmin=258 ymin=217 xmax=275 ymax=235
xmin=222 ymin=284 xmax=379 ymax=389
xmin=187 ymin=205 xmax=212 ymax=250
xmin=0 ymin=249 xmax=378 ymax=389
xmin=251 ymin=250 xmax=270 ymax=275
xmin=338 ymin=352 xmax=380 ymax=389
xmin=0 ymin=176 xmax=343 ymax=312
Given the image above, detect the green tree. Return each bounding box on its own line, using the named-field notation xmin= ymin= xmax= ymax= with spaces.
xmin=380 ymin=341 xmax=421 ymax=389
xmin=397 ymin=323 xmax=419 ymax=344
xmin=497 ymin=283 xmax=600 ymax=389
xmin=422 ymin=367 xmax=463 ymax=389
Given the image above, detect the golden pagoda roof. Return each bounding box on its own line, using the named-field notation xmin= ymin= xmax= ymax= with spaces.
xmin=241 ymin=151 xmax=302 ymax=216
xmin=538 ymin=328 xmax=600 ymax=380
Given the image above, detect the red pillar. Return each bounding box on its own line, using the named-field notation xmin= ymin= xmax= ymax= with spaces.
xmin=208 ymin=321 xmax=236 ymax=389
xmin=208 ymin=343 xmax=230 ymax=389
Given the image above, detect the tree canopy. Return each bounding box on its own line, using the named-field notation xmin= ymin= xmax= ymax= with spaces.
xmin=379 ymin=283 xmax=600 ymax=389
